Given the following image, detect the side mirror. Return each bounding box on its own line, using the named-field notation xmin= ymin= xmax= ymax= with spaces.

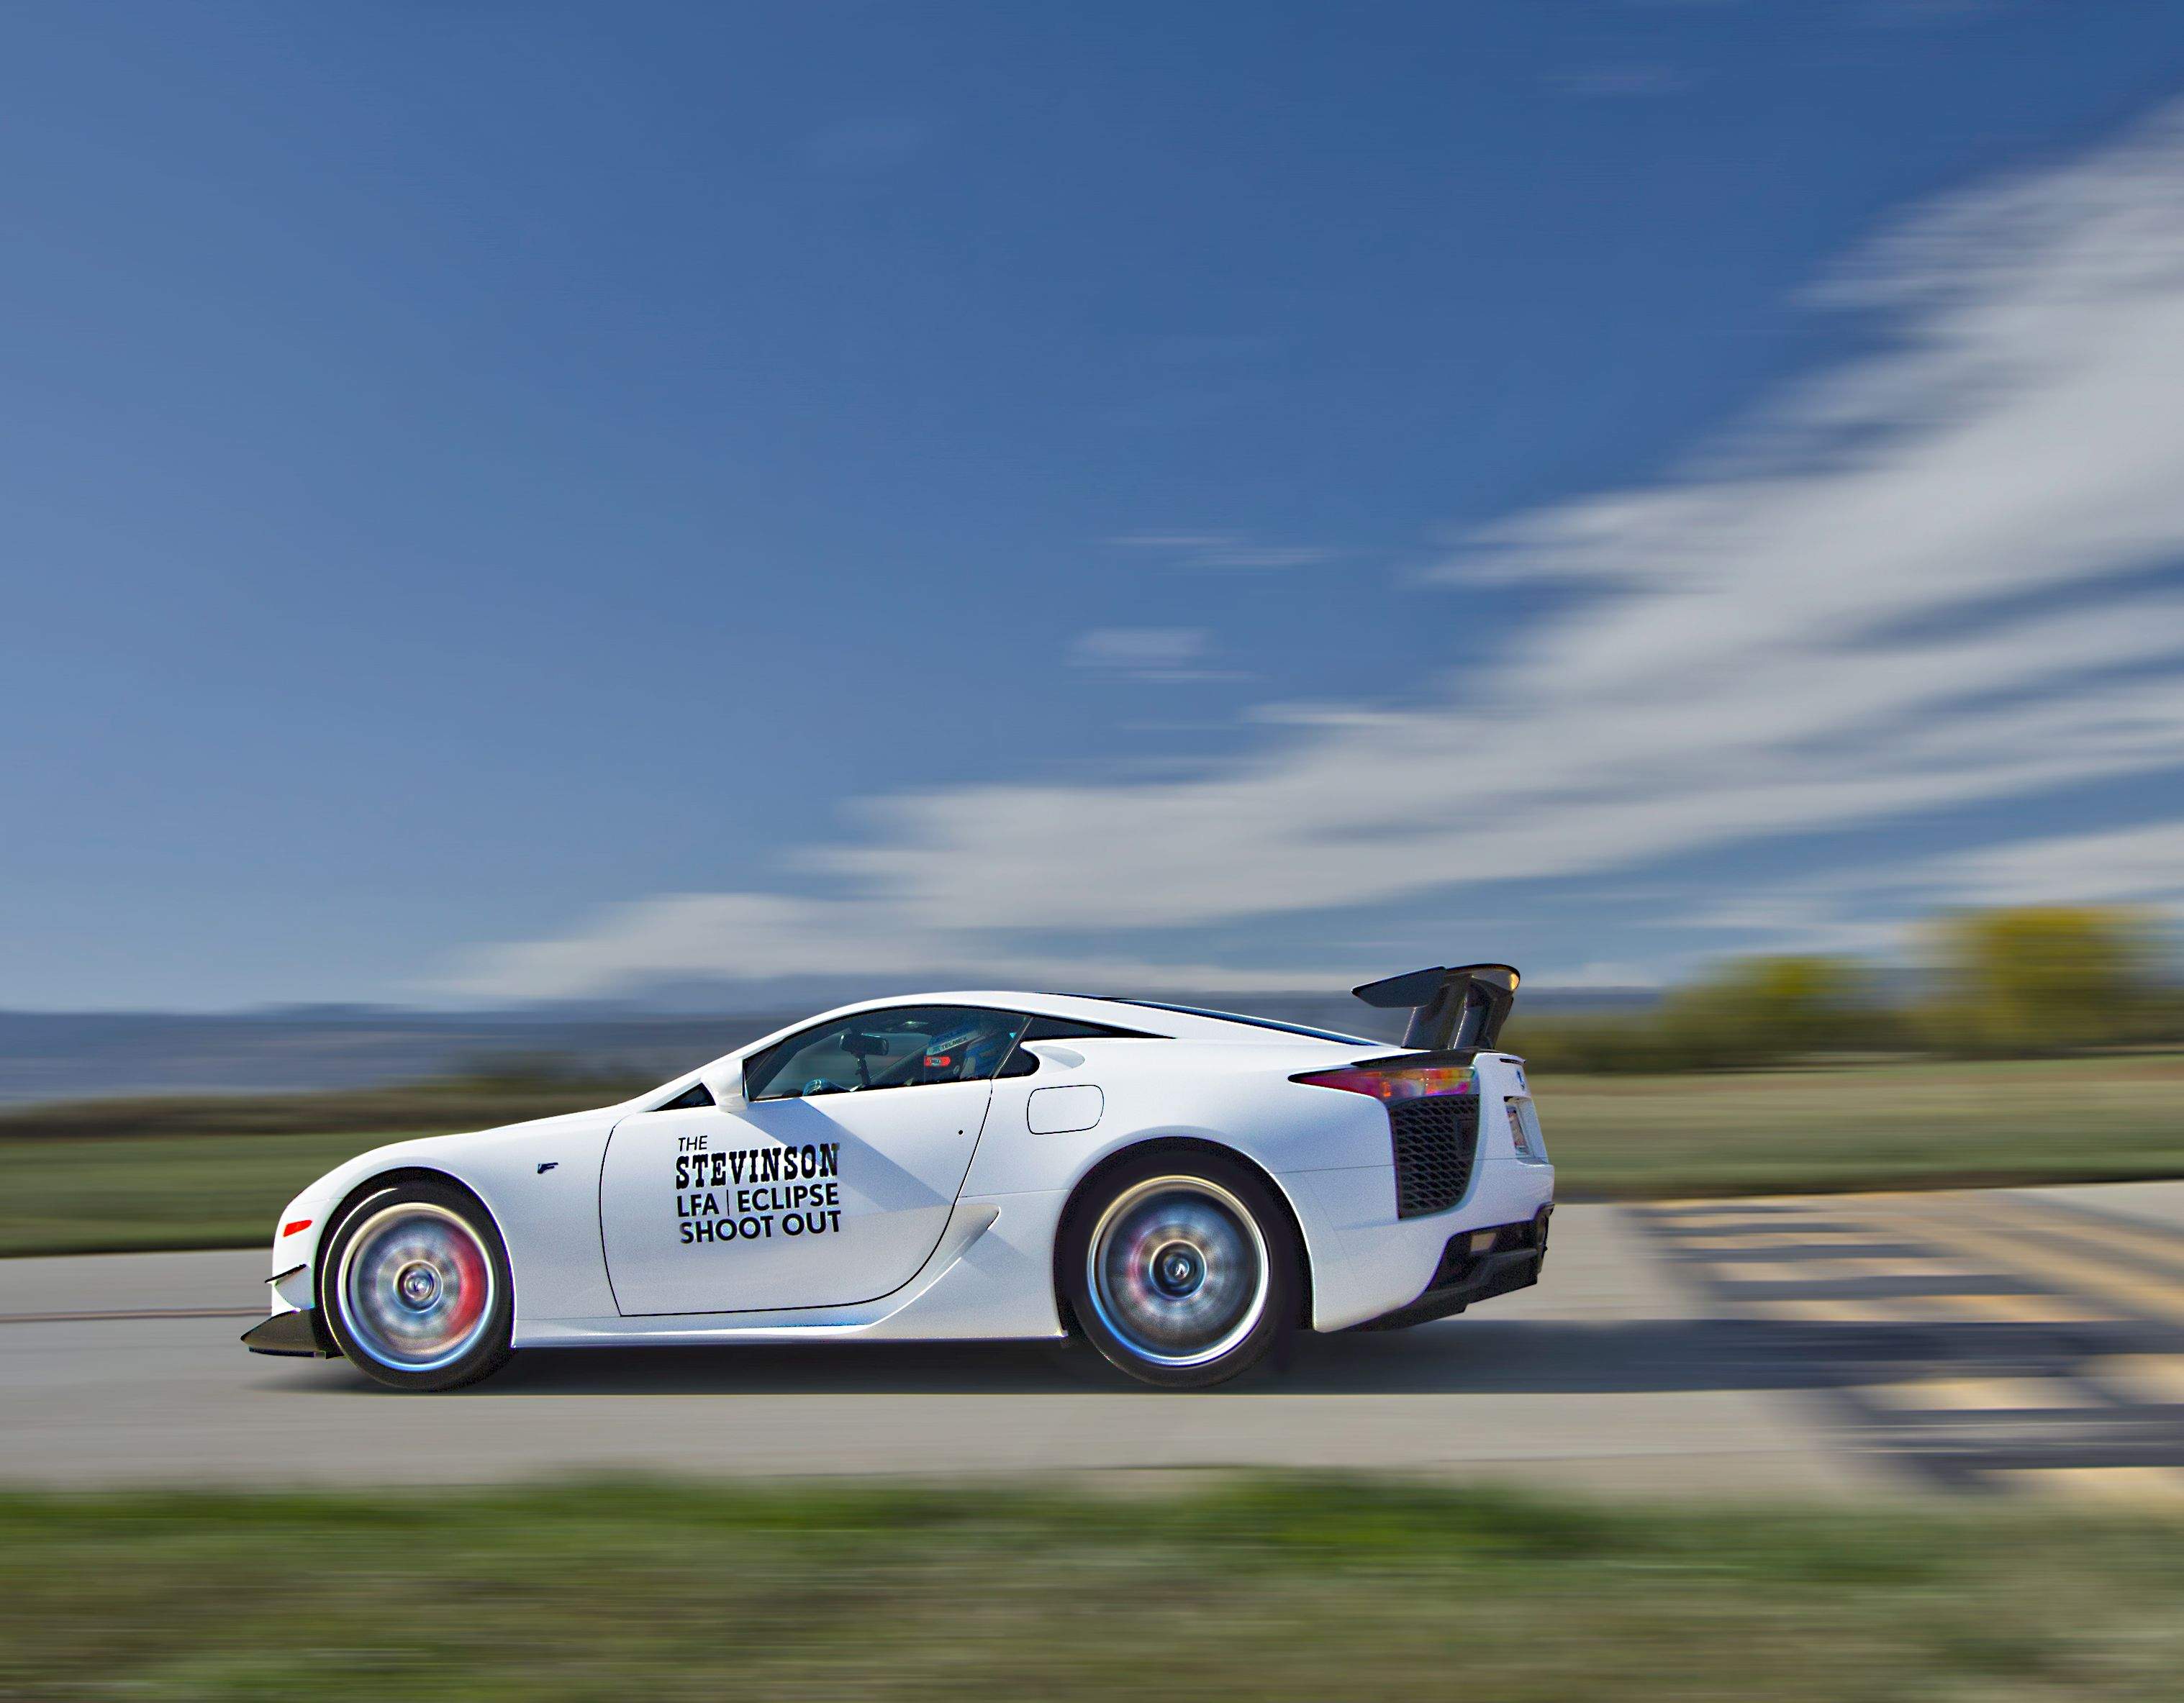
xmin=702 ymin=1066 xmax=749 ymax=1112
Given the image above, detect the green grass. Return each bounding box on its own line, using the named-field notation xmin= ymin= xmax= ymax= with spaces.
xmin=0 ymin=1129 xmax=397 ymax=1256
xmin=0 ymin=1126 xmax=397 ymax=1257
xmin=0 ymin=1053 xmax=2178 ymax=1256
xmin=0 ymin=1076 xmax=633 ymax=1258
xmin=0 ymin=1077 xmax=633 ymax=1143
xmin=2 ymin=1477 xmax=2181 ymax=1700
xmin=1543 ymin=1050 xmax=2184 ymax=1198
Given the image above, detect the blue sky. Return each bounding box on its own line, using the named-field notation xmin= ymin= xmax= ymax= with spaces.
xmin=6 ymin=2 xmax=2184 ymax=1009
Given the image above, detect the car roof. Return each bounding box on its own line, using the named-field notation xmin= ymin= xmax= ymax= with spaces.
xmin=766 ymin=989 xmax=1377 ymax=1047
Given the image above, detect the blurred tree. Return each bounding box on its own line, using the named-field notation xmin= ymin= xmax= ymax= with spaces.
xmin=1657 ymin=955 xmax=1875 ymax=1068
xmin=1920 ymin=906 xmax=2159 ymax=1055
xmin=1496 ymin=908 xmax=2179 ymax=1073
xmin=1505 ymin=955 xmax=1875 ymax=1073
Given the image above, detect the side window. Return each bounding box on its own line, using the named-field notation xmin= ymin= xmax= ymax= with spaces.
xmin=654 ymin=1081 xmax=715 ymax=1111
xmin=744 ymin=1007 xmax=1032 ymax=1102
xmin=1017 ymin=1015 xmax=1157 ymax=1041
xmin=997 ymin=1014 xmax=1160 ymax=1076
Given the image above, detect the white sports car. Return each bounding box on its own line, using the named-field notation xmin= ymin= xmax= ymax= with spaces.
xmin=243 ymin=965 xmax=1552 ymax=1391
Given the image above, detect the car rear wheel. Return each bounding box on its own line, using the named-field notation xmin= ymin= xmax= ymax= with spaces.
xmin=320 ymin=1181 xmax=515 ymax=1392
xmin=1061 ymin=1150 xmax=1300 ymax=1389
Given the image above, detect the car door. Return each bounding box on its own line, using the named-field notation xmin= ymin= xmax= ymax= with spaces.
xmin=597 ymin=1006 xmax=1028 ymax=1315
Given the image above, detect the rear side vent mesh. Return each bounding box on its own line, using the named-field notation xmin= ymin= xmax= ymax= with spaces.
xmin=1389 ymin=1094 xmax=1480 ymax=1218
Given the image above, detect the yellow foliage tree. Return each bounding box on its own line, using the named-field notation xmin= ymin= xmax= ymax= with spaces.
xmin=1657 ymin=954 xmax=1874 ymax=1068
xmin=1921 ymin=906 xmax=2157 ymax=1055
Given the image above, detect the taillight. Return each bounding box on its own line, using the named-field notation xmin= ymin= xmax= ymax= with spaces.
xmin=281 ymin=1218 xmax=313 ymax=1238
xmin=1292 ymin=1063 xmax=1476 ymax=1101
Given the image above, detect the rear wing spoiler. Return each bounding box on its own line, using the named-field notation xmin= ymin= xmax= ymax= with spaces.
xmin=1353 ymin=963 xmax=1520 ymax=1052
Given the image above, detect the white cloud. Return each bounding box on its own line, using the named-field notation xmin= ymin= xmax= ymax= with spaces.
xmin=1937 ymin=819 xmax=2184 ymax=910
xmin=454 ymin=103 xmax=2184 ymax=999
xmin=1111 ymin=532 xmax=1339 ymax=569
xmin=1071 ymin=626 xmax=1203 ymax=671
xmin=1673 ymin=816 xmax=2184 ymax=958
xmin=1067 ymin=627 xmax=1239 ymax=684
xmin=468 ymin=891 xmax=1340 ymax=1002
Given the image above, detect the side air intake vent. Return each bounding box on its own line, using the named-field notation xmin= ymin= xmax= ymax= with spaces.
xmin=1389 ymin=1094 xmax=1480 ymax=1218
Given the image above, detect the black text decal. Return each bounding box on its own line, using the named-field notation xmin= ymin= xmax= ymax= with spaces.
xmin=672 ymin=1131 xmax=843 ymax=1245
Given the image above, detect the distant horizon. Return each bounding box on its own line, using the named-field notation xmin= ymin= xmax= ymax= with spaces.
xmin=0 ymin=981 xmax=1677 ymax=1104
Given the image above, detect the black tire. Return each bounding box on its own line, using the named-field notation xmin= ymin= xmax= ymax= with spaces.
xmin=320 ymin=1180 xmax=515 ymax=1392
xmin=1059 ymin=1148 xmax=1301 ymax=1389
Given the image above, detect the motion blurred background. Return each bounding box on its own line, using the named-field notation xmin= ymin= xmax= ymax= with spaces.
xmin=4 ymin=0 xmax=2180 ymax=1239
xmin=4 ymin=4 xmax=2184 ymax=1697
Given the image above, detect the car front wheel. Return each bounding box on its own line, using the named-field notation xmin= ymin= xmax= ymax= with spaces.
xmin=320 ymin=1181 xmax=515 ymax=1392
xmin=1061 ymin=1150 xmax=1300 ymax=1389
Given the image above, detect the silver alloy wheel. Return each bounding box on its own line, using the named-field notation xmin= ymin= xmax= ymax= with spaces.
xmin=1086 ymin=1175 xmax=1270 ymax=1368
xmin=335 ymin=1202 xmax=497 ymax=1373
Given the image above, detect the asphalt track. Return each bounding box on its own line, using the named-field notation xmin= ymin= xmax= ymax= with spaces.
xmin=5 ymin=1184 xmax=2183 ymax=1499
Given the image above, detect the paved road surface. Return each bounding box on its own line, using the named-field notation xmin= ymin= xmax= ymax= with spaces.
xmin=5 ymin=1185 xmax=2183 ymax=1499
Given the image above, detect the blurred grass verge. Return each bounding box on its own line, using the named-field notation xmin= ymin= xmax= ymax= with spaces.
xmin=0 ymin=1076 xmax=640 ymax=1257
xmin=3 ymin=1476 xmax=2181 ymax=1700
xmin=1548 ymin=1050 xmax=2184 ymax=1199
xmin=3 ymin=1053 xmax=2183 ymax=1255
